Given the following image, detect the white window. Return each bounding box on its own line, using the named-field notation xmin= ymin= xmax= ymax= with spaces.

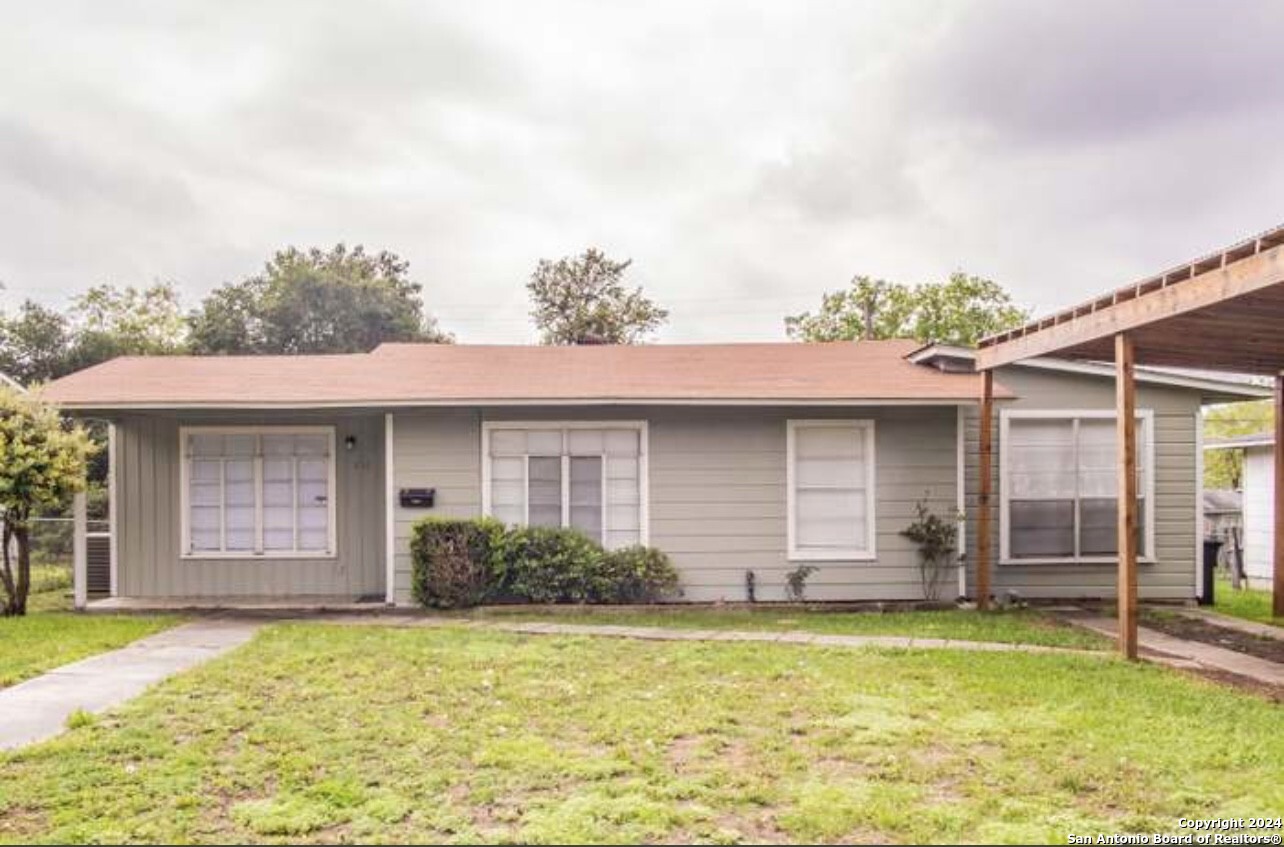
xmin=482 ymin=422 xmax=647 ymax=548
xmin=1000 ymin=410 xmax=1155 ymax=563
xmin=181 ymin=427 xmax=336 ymax=558
xmin=787 ymin=420 xmax=877 ymax=561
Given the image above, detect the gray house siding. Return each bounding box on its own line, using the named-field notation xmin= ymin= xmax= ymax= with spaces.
xmin=390 ymin=405 xmax=959 ymax=604
xmin=114 ymin=411 xmax=385 ymax=598
xmin=107 ymin=365 xmax=1203 ymax=604
xmin=963 ymin=366 xmax=1199 ymax=601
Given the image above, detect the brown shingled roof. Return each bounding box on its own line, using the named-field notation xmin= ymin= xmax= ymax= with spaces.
xmin=41 ymin=340 xmax=1006 ymax=409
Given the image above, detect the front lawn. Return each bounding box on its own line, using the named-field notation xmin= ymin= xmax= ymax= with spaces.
xmin=0 ymin=591 xmax=180 ymax=688
xmin=1214 ymin=576 xmax=1283 ymax=627
xmin=468 ymin=606 xmax=1108 ymax=650
xmin=1 ymin=623 xmax=1278 ymax=844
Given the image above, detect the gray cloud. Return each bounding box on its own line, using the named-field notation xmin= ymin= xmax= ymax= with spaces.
xmin=0 ymin=0 xmax=1281 ymax=339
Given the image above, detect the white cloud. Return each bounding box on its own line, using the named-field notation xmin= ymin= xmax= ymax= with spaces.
xmin=1 ymin=0 xmax=1281 ymax=340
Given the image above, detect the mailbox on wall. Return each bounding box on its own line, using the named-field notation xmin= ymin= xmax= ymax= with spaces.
xmin=399 ymin=488 xmax=436 ymax=508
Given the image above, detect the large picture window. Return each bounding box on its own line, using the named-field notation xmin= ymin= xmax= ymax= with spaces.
xmin=181 ymin=427 xmax=336 ymax=558
xmin=1000 ymin=411 xmax=1154 ymax=563
xmin=787 ymin=420 xmax=877 ymax=561
xmin=482 ymin=422 xmax=647 ymax=549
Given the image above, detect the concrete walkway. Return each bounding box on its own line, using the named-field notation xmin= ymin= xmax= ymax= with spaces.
xmin=316 ymin=614 xmax=1103 ymax=656
xmin=1172 ymin=607 xmax=1284 ymax=641
xmin=0 ymin=618 xmax=261 ymax=751
xmin=1068 ymin=616 xmax=1284 ymax=687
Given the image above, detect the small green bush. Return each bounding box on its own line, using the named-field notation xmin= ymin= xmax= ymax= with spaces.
xmin=502 ymin=526 xmax=606 ymax=604
xmin=410 ymin=517 xmax=506 ymax=608
xmin=409 ymin=518 xmax=683 ymax=607
xmin=599 ymin=545 xmax=681 ymax=603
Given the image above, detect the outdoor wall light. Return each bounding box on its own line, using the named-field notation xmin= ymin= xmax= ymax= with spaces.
xmin=344 ymin=435 xmax=357 ymax=451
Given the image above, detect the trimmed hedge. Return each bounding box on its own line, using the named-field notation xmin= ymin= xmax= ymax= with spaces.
xmin=409 ymin=517 xmax=681 ymax=607
xmin=410 ymin=517 xmax=506 ymax=609
xmin=599 ymin=545 xmax=682 ymax=603
xmin=502 ymin=526 xmax=606 ymax=604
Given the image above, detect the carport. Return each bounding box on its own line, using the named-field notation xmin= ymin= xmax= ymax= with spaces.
xmin=974 ymin=223 xmax=1284 ymax=657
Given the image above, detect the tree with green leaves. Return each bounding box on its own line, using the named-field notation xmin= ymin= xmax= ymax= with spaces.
xmin=189 ymin=244 xmax=452 ymax=354
xmin=528 ymin=248 xmax=668 ymax=344
xmin=0 ymin=283 xmax=188 ymax=384
xmin=0 ymin=300 xmax=75 ymax=384
xmin=71 ymin=283 xmax=187 ymax=357
xmin=1204 ymin=400 xmax=1273 ymax=489
xmin=785 ymin=272 xmax=1028 ymax=346
xmin=0 ymin=387 xmax=97 ymax=615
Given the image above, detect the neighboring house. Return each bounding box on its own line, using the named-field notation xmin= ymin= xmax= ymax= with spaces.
xmin=1202 ymin=489 xmax=1243 ymax=572
xmin=42 ymin=340 xmax=1266 ymax=606
xmin=1203 ymin=488 xmax=1243 ymax=540
xmin=1205 ymin=433 xmax=1275 ymax=589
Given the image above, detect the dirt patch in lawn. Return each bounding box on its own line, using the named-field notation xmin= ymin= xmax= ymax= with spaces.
xmin=1143 ymin=613 xmax=1284 ymax=664
xmin=1174 ymin=666 xmax=1284 ymax=704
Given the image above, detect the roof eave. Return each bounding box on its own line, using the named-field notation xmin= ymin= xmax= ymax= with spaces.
xmin=51 ymin=395 xmax=1001 ymax=413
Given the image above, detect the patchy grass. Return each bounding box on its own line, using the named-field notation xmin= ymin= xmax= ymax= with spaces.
xmin=467 ymin=606 xmax=1108 ymax=650
xmin=1214 ymin=576 xmax=1283 ymax=627
xmin=28 ymin=565 xmax=71 ymax=595
xmin=0 ymin=591 xmax=180 ymax=688
xmin=1 ymin=623 xmax=1279 ymax=844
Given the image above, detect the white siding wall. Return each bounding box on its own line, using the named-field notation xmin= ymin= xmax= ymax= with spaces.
xmin=1242 ymin=446 xmax=1275 ymax=588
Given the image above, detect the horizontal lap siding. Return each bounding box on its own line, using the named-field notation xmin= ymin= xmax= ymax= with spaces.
xmin=391 ymin=409 xmax=482 ymax=599
xmin=649 ymin=407 xmax=958 ymax=603
xmin=390 ymin=405 xmax=960 ymax=604
xmin=116 ymin=412 xmax=384 ymax=598
xmin=964 ymin=367 xmax=1199 ymax=601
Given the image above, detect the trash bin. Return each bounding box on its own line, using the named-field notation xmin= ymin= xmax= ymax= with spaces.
xmin=1200 ymin=538 xmax=1222 ymax=606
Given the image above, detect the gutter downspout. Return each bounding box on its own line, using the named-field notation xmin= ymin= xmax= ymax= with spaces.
xmin=384 ymin=413 xmax=396 ymax=606
xmin=957 ymin=404 xmax=967 ymax=599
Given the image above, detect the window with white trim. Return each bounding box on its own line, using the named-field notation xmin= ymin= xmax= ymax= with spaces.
xmin=787 ymin=420 xmax=877 ymax=560
xmin=183 ymin=427 xmax=336 ymax=557
xmin=484 ymin=423 xmax=645 ymax=548
xmin=1001 ymin=411 xmax=1152 ymax=562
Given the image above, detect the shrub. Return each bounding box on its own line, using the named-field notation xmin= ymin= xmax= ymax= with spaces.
xmin=598 ymin=545 xmax=681 ymax=603
xmin=784 ymin=564 xmax=817 ymax=602
xmin=502 ymin=526 xmax=605 ymax=604
xmin=900 ymin=498 xmax=960 ymax=602
xmin=410 ymin=517 xmax=506 ymax=608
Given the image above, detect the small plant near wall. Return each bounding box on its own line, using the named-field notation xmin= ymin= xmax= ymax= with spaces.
xmin=900 ymin=499 xmax=960 ymax=603
xmin=784 ymin=565 xmax=818 ymax=602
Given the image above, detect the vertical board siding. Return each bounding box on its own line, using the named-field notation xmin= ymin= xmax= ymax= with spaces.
xmin=963 ymin=367 xmax=1200 ymax=600
xmin=115 ymin=412 xmax=385 ymax=598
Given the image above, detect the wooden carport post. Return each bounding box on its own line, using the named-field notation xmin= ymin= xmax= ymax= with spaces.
xmin=1274 ymin=376 xmax=1284 ymax=617
xmin=976 ymin=370 xmax=993 ymax=611
xmin=1115 ymin=333 xmax=1139 ymax=659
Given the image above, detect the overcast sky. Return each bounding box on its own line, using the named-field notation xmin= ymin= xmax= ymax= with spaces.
xmin=2 ymin=0 xmax=1282 ymax=343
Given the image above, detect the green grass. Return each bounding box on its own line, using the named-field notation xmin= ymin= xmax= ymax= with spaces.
xmin=1213 ymin=576 xmax=1283 ymax=627
xmin=2 ymin=622 xmax=1279 ymax=844
xmin=465 ymin=606 xmax=1109 ymax=650
xmin=0 ymin=590 xmax=180 ymax=688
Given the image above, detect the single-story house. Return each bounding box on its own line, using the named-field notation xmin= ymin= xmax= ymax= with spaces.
xmin=42 ymin=340 xmax=1266 ymax=607
xmin=1203 ymin=489 xmax=1243 ymax=538
xmin=1202 ymin=489 xmax=1244 ymax=570
xmin=1205 ymin=433 xmax=1275 ymax=589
